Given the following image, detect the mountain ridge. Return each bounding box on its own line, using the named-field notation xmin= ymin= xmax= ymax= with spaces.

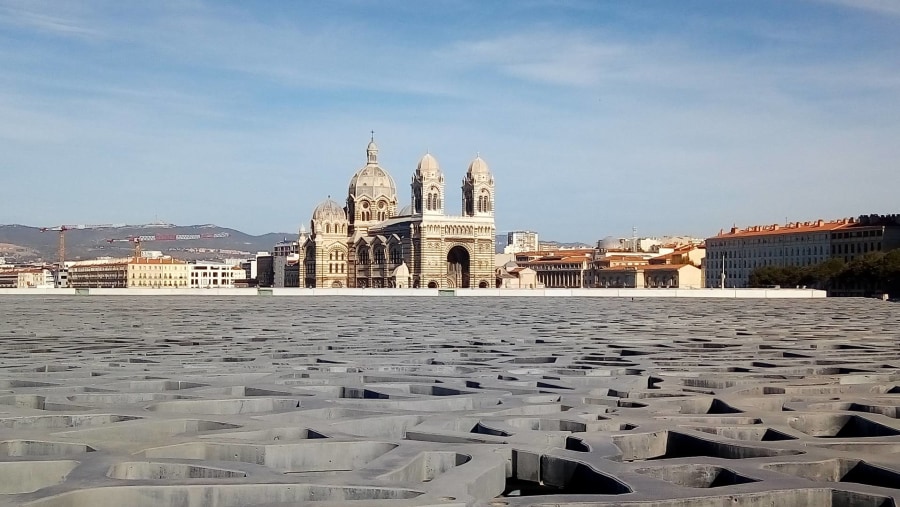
xmin=2 ymin=224 xmax=586 ymax=263
xmin=0 ymin=224 xmax=293 ymax=263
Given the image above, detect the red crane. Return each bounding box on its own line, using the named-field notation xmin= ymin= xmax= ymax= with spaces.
xmin=39 ymin=224 xmax=118 ymax=266
xmin=106 ymin=232 xmax=230 ymax=259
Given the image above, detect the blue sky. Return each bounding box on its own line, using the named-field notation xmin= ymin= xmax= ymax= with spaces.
xmin=1 ymin=0 xmax=898 ymax=241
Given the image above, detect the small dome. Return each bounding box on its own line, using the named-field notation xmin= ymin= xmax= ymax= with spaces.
xmin=398 ymin=204 xmax=413 ymax=216
xmin=392 ymin=261 xmax=410 ymax=279
xmin=311 ymin=198 xmax=347 ymax=223
xmin=467 ymin=155 xmax=491 ymax=176
xmin=416 ymin=153 xmax=441 ymax=177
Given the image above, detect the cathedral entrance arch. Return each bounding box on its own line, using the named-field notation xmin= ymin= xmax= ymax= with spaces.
xmin=447 ymin=245 xmax=471 ymax=288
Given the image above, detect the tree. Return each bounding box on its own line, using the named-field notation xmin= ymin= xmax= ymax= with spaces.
xmin=843 ymin=252 xmax=885 ymax=294
xmin=808 ymin=258 xmax=845 ymax=290
xmin=881 ymin=250 xmax=900 ymax=297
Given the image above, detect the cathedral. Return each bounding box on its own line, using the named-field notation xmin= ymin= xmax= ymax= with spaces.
xmin=297 ymin=138 xmax=496 ymax=289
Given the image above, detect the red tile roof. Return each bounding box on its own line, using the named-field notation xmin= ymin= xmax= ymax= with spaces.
xmin=712 ymin=219 xmax=852 ymax=239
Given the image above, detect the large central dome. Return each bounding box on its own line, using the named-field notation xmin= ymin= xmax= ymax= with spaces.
xmin=348 ymin=139 xmax=398 ymax=201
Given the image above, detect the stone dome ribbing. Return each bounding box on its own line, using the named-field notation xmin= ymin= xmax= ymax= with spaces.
xmin=311 ymin=198 xmax=347 ymax=223
xmin=348 ymin=140 xmax=398 ymax=201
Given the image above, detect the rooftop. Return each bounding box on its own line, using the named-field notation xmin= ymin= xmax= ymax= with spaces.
xmin=712 ymin=219 xmax=853 ymax=239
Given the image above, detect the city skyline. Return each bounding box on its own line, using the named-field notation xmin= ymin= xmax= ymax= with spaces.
xmin=2 ymin=1 xmax=899 ymax=241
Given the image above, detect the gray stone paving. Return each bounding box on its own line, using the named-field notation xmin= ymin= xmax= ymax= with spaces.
xmin=0 ymin=296 xmax=899 ymax=506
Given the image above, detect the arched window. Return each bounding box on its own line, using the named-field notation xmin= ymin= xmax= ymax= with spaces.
xmin=374 ymin=246 xmax=385 ymax=264
xmin=357 ymin=246 xmax=370 ymax=264
xmin=390 ymin=246 xmax=402 ymax=264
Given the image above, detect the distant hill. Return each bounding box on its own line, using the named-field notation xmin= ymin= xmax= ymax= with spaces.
xmin=0 ymin=224 xmax=293 ymax=263
xmin=2 ymin=226 xmax=587 ymax=262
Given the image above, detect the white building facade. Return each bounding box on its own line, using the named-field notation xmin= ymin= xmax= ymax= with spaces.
xmin=189 ymin=262 xmax=245 ymax=288
xmin=504 ymin=231 xmax=539 ymax=254
xmin=704 ymin=220 xmax=850 ymax=288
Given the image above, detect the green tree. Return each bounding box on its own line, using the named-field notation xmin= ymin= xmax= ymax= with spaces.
xmin=808 ymin=258 xmax=845 ymax=289
xmin=880 ymin=250 xmax=900 ymax=296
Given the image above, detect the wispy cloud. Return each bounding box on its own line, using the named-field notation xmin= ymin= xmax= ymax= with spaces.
xmin=0 ymin=1 xmax=898 ymax=237
xmin=815 ymin=0 xmax=900 ymax=17
xmin=0 ymin=3 xmax=104 ymax=39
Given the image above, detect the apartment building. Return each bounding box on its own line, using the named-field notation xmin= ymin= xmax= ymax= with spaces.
xmin=706 ymin=215 xmax=900 ymax=288
xmin=127 ymin=257 xmax=190 ymax=288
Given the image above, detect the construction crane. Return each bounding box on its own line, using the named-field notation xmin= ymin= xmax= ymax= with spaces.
xmin=106 ymin=232 xmax=230 ymax=259
xmin=39 ymin=224 xmax=120 ymax=266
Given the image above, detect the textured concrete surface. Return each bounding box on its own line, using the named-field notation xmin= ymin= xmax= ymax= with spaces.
xmin=0 ymin=296 xmax=898 ymax=506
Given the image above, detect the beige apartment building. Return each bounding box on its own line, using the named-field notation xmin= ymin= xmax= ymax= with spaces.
xmin=16 ymin=269 xmax=55 ymax=288
xmin=128 ymin=257 xmax=189 ymax=288
xmin=0 ymin=268 xmax=55 ymax=288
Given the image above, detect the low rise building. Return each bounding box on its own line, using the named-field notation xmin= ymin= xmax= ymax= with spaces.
xmin=593 ymin=264 xmax=702 ymax=289
xmin=496 ymin=266 xmax=540 ymax=289
xmin=517 ymin=249 xmax=593 ymax=288
xmin=189 ymin=262 xmax=245 ymax=288
xmin=68 ymin=258 xmax=130 ymax=288
xmin=17 ymin=268 xmax=55 ymax=288
xmin=127 ymin=257 xmax=189 ymax=288
xmin=0 ymin=269 xmax=18 ymax=288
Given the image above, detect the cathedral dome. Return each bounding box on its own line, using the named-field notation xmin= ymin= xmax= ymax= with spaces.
xmin=467 ymin=155 xmax=490 ymax=176
xmin=349 ymin=165 xmax=397 ymax=199
xmin=311 ymin=198 xmax=347 ymax=223
xmin=348 ymin=139 xmax=398 ymax=200
xmin=398 ymin=203 xmax=413 ymax=216
xmin=416 ymin=153 xmax=442 ymax=178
